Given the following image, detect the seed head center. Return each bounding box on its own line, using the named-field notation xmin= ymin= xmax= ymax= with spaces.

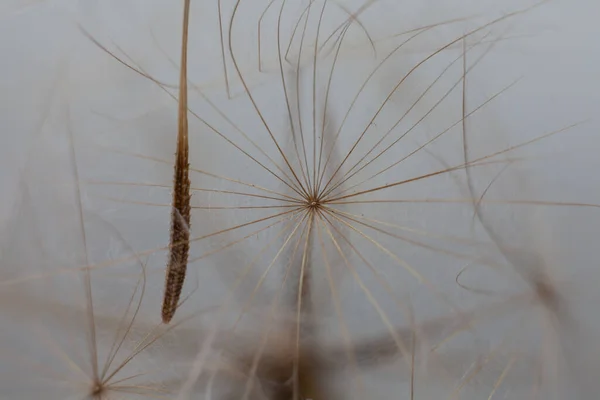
xmin=91 ymin=382 xmax=104 ymax=396
xmin=307 ymin=197 xmax=321 ymax=210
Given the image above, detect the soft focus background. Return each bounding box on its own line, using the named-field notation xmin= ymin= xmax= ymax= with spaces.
xmin=1 ymin=1 xmax=600 ymax=399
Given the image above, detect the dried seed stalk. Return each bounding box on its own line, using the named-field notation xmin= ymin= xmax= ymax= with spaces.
xmin=162 ymin=0 xmax=192 ymax=324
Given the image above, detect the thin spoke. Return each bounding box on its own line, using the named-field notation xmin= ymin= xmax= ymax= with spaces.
xmin=174 ymin=212 xmax=307 ymax=398
xmin=238 ymin=225 xmax=306 ymax=400
xmin=191 ymin=204 xmax=300 ymax=210
xmin=103 ymin=148 xmax=298 ymax=201
xmin=190 ymin=165 xmax=300 ymax=201
xmin=229 ymin=0 xmax=310 ymax=198
xmin=190 ymin=187 xmax=303 ymax=204
xmin=322 ymin=205 xmax=487 ymax=320
xmin=325 ymin=207 xmax=499 ymax=271
xmin=293 ymin=211 xmax=314 ymax=400
xmin=217 ymin=0 xmax=231 ymax=98
xmin=187 ymin=212 xmax=299 ymax=265
xmin=323 ymin=82 xmax=541 ymax=202
xmin=91 ymin=32 xmax=308 ymax=200
xmin=292 ymin=0 xmax=315 ymax=191
xmin=277 ymin=0 xmax=312 ymax=191
xmin=315 ymin=20 xmax=457 ymax=194
xmin=187 ymin=208 xmax=306 ymax=249
xmin=31 ymin=326 xmax=91 ymax=382
xmin=362 ymin=120 xmax=583 ymax=203
xmin=284 ymin=0 xmax=314 ymax=63
xmin=317 ymin=0 xmax=378 ymax=56
xmin=320 ymin=207 xmax=425 ymax=282
xmin=314 ymin=21 xmax=351 ymax=197
xmin=319 ymin=208 xmax=412 ymax=362
xmin=103 ymin=305 xmax=220 ymax=386
xmin=0 ymin=208 xmax=303 ymax=288
xmin=314 ymin=211 xmax=365 ymax=397
xmin=65 ymin=107 xmax=99 ymax=382
xmin=183 ymin=79 xmax=308 ymax=198
xmin=487 ymin=356 xmax=517 ymax=400
xmin=257 ymin=0 xmax=277 ymax=71
xmin=326 ymin=207 xmax=488 ymax=247
xmin=317 ymin=3 xmax=547 ymax=197
xmin=101 ymin=267 xmax=146 ymax=381
xmin=322 ymin=31 xmax=497 ymax=198
xmin=232 ymin=209 xmax=310 ymax=328
xmin=311 ymin=0 xmax=329 ymax=195
xmin=94 ymin=196 xmax=301 ymax=209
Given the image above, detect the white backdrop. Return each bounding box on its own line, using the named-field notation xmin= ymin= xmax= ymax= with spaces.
xmin=1 ymin=1 xmax=600 ymax=399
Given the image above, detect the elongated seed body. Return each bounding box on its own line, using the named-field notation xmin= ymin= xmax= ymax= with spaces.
xmin=162 ymin=0 xmax=192 ymax=324
xmin=161 ymin=149 xmax=191 ymax=323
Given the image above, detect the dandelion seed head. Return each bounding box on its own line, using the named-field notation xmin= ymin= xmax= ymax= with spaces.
xmin=3 ymin=0 xmax=600 ymax=399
